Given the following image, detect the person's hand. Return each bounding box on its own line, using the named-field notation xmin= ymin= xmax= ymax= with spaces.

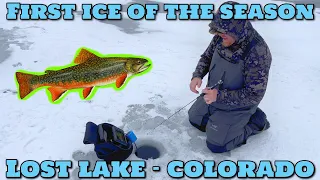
xmin=202 ymin=88 xmax=218 ymax=104
xmin=190 ymin=77 xmax=202 ymax=94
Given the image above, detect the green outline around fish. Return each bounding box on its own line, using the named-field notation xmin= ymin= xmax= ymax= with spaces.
xmin=15 ymin=47 xmax=153 ymax=104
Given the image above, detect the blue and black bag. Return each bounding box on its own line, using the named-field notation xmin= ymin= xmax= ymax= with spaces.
xmin=83 ymin=122 xmax=135 ymax=163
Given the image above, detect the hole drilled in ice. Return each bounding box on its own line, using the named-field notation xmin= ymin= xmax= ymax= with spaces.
xmin=134 ymin=138 xmax=165 ymax=160
xmin=135 ymin=145 xmax=160 ymax=160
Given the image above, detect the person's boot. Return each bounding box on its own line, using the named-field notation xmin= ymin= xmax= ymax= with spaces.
xmin=247 ymin=107 xmax=270 ymax=135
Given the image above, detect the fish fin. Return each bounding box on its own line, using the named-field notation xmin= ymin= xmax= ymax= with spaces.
xmin=83 ymin=87 xmax=94 ymax=99
xmin=15 ymin=72 xmax=36 ymax=99
xmin=116 ymin=74 xmax=128 ymax=88
xmin=74 ymin=48 xmax=99 ymax=64
xmin=47 ymin=87 xmax=67 ymax=102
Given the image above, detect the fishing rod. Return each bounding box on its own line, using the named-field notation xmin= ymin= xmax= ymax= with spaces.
xmin=151 ymin=79 xmax=224 ymax=131
xmin=136 ymin=79 xmax=224 ymax=158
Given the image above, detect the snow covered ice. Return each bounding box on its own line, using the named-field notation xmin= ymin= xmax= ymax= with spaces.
xmin=0 ymin=0 xmax=319 ymax=179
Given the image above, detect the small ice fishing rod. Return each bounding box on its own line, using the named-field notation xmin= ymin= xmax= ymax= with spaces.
xmin=152 ymin=80 xmax=224 ymax=131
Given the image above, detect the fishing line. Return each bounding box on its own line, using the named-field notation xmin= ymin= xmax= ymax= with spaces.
xmin=152 ymin=80 xmax=224 ymax=131
xmin=135 ymin=79 xmax=224 ymax=159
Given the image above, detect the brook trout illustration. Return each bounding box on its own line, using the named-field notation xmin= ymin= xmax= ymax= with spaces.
xmin=15 ymin=48 xmax=151 ymax=102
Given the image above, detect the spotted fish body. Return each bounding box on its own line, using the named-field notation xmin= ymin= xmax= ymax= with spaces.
xmin=33 ymin=59 xmax=127 ymax=88
xmin=15 ymin=48 xmax=151 ymax=102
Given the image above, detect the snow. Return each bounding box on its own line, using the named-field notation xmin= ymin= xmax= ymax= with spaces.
xmin=0 ymin=0 xmax=319 ymax=179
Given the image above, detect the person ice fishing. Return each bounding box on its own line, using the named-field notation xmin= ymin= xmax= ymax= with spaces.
xmin=188 ymin=1 xmax=272 ymax=153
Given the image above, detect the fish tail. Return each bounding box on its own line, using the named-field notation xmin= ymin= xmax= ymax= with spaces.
xmin=15 ymin=72 xmax=37 ymax=99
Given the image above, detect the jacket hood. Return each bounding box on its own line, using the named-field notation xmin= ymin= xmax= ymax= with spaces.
xmin=209 ymin=1 xmax=254 ymax=44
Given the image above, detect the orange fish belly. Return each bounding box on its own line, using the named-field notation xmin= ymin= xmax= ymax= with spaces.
xmin=37 ymin=73 xmax=127 ymax=90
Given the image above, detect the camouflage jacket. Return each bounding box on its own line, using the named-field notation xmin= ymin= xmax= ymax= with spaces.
xmin=192 ymin=6 xmax=272 ymax=107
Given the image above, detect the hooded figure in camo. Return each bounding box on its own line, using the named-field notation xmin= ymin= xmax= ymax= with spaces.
xmin=188 ymin=1 xmax=272 ymax=153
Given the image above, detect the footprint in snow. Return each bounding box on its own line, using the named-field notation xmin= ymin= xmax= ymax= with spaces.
xmin=70 ymin=150 xmax=99 ymax=180
xmin=2 ymin=89 xmax=17 ymax=95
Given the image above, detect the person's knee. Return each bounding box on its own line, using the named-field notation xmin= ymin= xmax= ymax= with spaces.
xmin=189 ymin=120 xmax=206 ymax=132
xmin=189 ymin=114 xmax=208 ymax=132
xmin=206 ymin=141 xmax=229 ymax=153
xmin=188 ymin=108 xmax=197 ymax=124
xmin=206 ymin=135 xmax=248 ymax=153
xmin=187 ymin=99 xmax=210 ymax=129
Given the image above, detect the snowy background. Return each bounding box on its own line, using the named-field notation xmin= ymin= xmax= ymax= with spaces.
xmin=1 ymin=0 xmax=319 ymax=179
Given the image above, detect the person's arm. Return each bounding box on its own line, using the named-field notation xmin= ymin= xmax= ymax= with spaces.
xmin=216 ymin=43 xmax=272 ymax=107
xmin=192 ymin=36 xmax=219 ymax=79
